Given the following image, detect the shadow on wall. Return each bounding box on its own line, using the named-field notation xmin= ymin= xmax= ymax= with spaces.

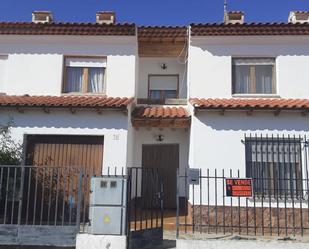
xmin=193 ymin=39 xmax=309 ymax=57
xmin=0 ymin=37 xmax=136 ymax=56
xmin=195 ymin=111 xmax=309 ymax=132
xmin=0 ymin=110 xmax=128 ymax=130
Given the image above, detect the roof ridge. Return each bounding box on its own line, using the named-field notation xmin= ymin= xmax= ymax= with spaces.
xmin=0 ymin=21 xmax=135 ymax=26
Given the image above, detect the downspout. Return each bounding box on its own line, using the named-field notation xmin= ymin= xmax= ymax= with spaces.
xmin=187 ymin=24 xmax=195 ymax=173
xmin=187 ymin=24 xmax=191 ymax=100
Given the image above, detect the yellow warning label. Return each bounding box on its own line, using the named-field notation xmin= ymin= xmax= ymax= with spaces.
xmin=103 ymin=215 xmax=110 ymax=224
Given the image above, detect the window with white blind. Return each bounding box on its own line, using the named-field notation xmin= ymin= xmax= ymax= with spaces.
xmin=63 ymin=57 xmax=106 ymax=94
xmin=148 ymin=75 xmax=179 ymax=100
xmin=232 ymin=58 xmax=276 ymax=94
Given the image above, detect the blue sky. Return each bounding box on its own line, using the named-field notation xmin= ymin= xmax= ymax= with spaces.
xmin=0 ymin=0 xmax=308 ymax=25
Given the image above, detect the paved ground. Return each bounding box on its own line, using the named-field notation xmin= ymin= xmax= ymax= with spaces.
xmin=146 ymin=240 xmax=176 ymax=249
xmin=0 ymin=247 xmax=74 ymax=249
xmin=0 ymin=243 xmax=176 ymax=249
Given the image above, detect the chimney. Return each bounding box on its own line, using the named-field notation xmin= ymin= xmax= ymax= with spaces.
xmin=32 ymin=11 xmax=53 ymax=24
xmin=224 ymin=11 xmax=244 ymax=24
xmin=288 ymin=11 xmax=309 ymax=24
xmin=96 ymin=11 xmax=116 ymax=24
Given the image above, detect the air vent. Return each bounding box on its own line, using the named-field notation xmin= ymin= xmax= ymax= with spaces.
xmin=224 ymin=11 xmax=244 ymax=24
xmin=96 ymin=11 xmax=116 ymax=24
xmin=32 ymin=11 xmax=53 ymax=24
xmin=288 ymin=11 xmax=309 ymax=24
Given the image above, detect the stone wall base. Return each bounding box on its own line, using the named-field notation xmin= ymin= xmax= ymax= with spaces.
xmin=192 ymin=205 xmax=309 ymax=236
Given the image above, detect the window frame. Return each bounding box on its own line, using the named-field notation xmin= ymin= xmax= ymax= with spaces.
xmin=232 ymin=57 xmax=277 ymax=95
xmin=147 ymin=74 xmax=179 ymax=101
xmin=244 ymin=136 xmax=303 ymax=199
xmin=62 ymin=55 xmax=107 ymax=95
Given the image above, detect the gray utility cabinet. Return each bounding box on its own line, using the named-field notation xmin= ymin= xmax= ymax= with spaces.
xmin=89 ymin=177 xmax=127 ymax=235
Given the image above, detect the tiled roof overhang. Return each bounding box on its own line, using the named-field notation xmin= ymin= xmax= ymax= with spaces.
xmin=191 ymin=23 xmax=309 ymax=36
xmin=190 ymin=98 xmax=309 ymax=113
xmin=132 ymin=106 xmax=191 ymax=128
xmin=0 ymin=95 xmax=133 ymax=110
xmin=2 ymin=22 xmax=309 ymax=37
xmin=0 ymin=22 xmax=136 ymax=36
xmin=138 ymin=26 xmax=187 ymax=42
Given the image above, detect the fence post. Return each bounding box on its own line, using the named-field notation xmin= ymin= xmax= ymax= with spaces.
xmin=76 ymin=170 xmax=83 ymax=231
xmin=17 ymin=166 xmax=25 ymax=226
xmin=176 ymin=168 xmax=179 ymax=238
xmin=126 ymin=168 xmax=132 ymax=249
xmin=160 ymin=174 xmax=164 ymax=230
xmin=18 ymin=134 xmax=28 ymax=226
xmin=126 ymin=168 xmax=131 ymax=237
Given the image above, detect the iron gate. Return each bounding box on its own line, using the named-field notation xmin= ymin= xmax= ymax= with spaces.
xmin=127 ymin=167 xmax=164 ymax=249
xmin=0 ymin=165 xmax=83 ymax=246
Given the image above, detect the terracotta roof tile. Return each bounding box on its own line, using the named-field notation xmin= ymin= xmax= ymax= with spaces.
xmin=132 ymin=106 xmax=191 ymax=128
xmin=293 ymin=11 xmax=309 ymax=14
xmin=132 ymin=106 xmax=190 ymax=119
xmin=3 ymin=22 xmax=309 ymax=38
xmin=0 ymin=95 xmax=133 ymax=109
xmin=0 ymin=22 xmax=135 ymax=36
xmin=191 ymin=23 xmax=309 ymax=36
xmin=190 ymin=98 xmax=309 ymax=110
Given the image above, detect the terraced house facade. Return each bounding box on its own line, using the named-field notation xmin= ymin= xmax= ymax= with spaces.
xmin=1 ymin=10 xmax=309 ymax=242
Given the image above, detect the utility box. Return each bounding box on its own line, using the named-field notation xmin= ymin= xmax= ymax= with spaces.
xmin=89 ymin=177 xmax=127 ymax=235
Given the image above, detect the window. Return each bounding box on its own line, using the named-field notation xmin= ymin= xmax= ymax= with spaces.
xmin=63 ymin=57 xmax=106 ymax=94
xmin=148 ymin=75 xmax=178 ymax=100
xmin=245 ymin=136 xmax=303 ymax=198
xmin=232 ymin=58 xmax=276 ymax=94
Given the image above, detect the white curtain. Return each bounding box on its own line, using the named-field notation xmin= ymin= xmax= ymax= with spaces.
xmin=234 ymin=65 xmax=251 ymax=93
xmin=88 ymin=68 xmax=104 ymax=93
xmin=66 ymin=67 xmax=83 ymax=92
xmin=255 ymin=65 xmax=273 ymax=94
xmin=233 ymin=58 xmax=275 ymax=94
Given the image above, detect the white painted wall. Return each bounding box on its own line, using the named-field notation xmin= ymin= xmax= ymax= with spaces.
xmin=0 ymin=35 xmax=136 ymax=97
xmin=138 ymin=57 xmax=187 ymax=99
xmin=189 ymin=36 xmax=309 ymax=98
xmin=0 ymin=55 xmax=8 ymax=93
xmin=0 ymin=109 xmax=129 ymax=172
xmin=189 ymin=110 xmax=309 ymax=206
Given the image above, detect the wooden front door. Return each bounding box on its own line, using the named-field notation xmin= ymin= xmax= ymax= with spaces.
xmin=25 ymin=135 xmax=104 ymax=175
xmin=142 ymin=144 xmax=179 ymax=209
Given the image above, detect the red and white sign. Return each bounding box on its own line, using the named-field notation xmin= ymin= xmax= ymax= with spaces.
xmin=226 ymin=178 xmax=253 ymax=197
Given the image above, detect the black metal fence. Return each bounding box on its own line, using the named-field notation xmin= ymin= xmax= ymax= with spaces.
xmin=176 ymin=134 xmax=309 ymax=237
xmin=0 ymin=165 xmax=163 ymax=230
xmin=0 ymin=165 xmax=132 ymax=246
xmin=0 ymin=165 xmax=130 ymax=230
xmin=0 ymin=165 xmax=84 ymax=227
